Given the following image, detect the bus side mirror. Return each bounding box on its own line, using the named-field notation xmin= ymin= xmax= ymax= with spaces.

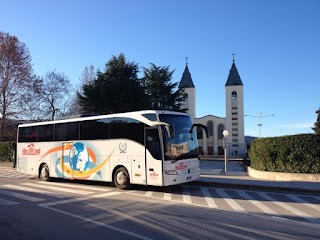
xmin=190 ymin=124 xmax=209 ymax=140
xmin=164 ymin=125 xmax=174 ymax=139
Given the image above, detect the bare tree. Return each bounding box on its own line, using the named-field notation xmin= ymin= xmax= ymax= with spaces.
xmin=81 ymin=65 xmax=95 ymax=86
xmin=67 ymin=65 xmax=96 ymax=115
xmin=40 ymin=70 xmax=72 ymax=120
xmin=0 ymin=32 xmax=35 ymax=140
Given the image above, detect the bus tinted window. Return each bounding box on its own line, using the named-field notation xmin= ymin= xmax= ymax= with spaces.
xmin=55 ymin=122 xmax=79 ymax=141
xmin=18 ymin=126 xmax=37 ymax=142
xmin=110 ymin=117 xmax=144 ymax=144
xmin=80 ymin=119 xmax=109 ymax=140
xmin=142 ymin=113 xmax=158 ymax=121
xmin=38 ymin=124 xmax=54 ymax=141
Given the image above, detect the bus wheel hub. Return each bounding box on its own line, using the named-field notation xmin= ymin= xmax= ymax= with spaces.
xmin=116 ymin=172 xmax=127 ymax=185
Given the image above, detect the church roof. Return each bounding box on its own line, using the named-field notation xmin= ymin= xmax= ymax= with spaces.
xmin=179 ymin=64 xmax=195 ymax=88
xmin=225 ymin=61 xmax=243 ymax=86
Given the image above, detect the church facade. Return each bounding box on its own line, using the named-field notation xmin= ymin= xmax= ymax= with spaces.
xmin=178 ymin=59 xmax=246 ymax=156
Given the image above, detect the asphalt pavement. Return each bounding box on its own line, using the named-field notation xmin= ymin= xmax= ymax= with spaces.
xmin=1 ymin=160 xmax=319 ymax=195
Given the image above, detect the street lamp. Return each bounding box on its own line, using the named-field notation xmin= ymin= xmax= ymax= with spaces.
xmin=223 ymin=130 xmax=229 ymax=174
xmin=245 ymin=113 xmax=275 ymax=138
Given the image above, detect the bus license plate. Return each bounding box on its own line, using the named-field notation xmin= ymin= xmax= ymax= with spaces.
xmin=187 ymin=176 xmax=192 ymax=180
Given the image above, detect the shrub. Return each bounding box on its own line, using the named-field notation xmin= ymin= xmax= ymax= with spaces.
xmin=249 ymin=134 xmax=320 ymax=173
xmin=0 ymin=142 xmax=16 ymax=162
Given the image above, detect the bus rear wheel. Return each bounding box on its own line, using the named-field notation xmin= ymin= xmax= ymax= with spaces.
xmin=113 ymin=167 xmax=131 ymax=190
xmin=39 ymin=164 xmax=50 ymax=181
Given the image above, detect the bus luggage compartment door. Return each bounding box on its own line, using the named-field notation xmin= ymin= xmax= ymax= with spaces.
xmin=62 ymin=142 xmax=73 ymax=179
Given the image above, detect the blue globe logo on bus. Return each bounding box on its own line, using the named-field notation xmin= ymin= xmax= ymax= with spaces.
xmin=69 ymin=142 xmax=90 ymax=171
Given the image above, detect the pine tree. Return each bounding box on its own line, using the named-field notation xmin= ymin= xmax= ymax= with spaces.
xmin=312 ymin=107 xmax=320 ymax=134
xmin=78 ymin=54 xmax=146 ymax=114
xmin=143 ymin=63 xmax=183 ymax=111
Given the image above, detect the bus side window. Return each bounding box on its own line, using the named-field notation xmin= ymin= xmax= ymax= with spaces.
xmin=54 ymin=122 xmax=79 ymax=141
xmin=38 ymin=124 xmax=54 ymax=141
xmin=110 ymin=117 xmax=144 ymax=145
xmin=80 ymin=119 xmax=110 ymax=140
xmin=18 ymin=126 xmax=37 ymax=142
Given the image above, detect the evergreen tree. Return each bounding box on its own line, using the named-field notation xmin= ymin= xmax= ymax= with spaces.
xmin=78 ymin=54 xmax=146 ymax=114
xmin=312 ymin=107 xmax=320 ymax=134
xmin=143 ymin=63 xmax=183 ymax=111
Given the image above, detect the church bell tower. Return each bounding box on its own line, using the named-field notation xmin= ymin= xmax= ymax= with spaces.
xmin=225 ymin=55 xmax=246 ymax=155
xmin=179 ymin=59 xmax=196 ymax=121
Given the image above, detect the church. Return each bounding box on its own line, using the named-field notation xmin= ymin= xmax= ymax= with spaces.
xmin=178 ymin=58 xmax=246 ymax=156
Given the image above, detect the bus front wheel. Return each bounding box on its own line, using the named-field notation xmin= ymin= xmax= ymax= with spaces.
xmin=113 ymin=167 xmax=131 ymax=190
xmin=39 ymin=164 xmax=50 ymax=181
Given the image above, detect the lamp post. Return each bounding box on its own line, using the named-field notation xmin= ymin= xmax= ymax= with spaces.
xmin=245 ymin=113 xmax=275 ymax=138
xmin=223 ymin=130 xmax=229 ymax=174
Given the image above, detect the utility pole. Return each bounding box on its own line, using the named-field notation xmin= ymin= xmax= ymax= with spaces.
xmin=245 ymin=113 xmax=275 ymax=138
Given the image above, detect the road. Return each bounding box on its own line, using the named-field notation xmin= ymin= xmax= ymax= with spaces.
xmin=0 ymin=167 xmax=319 ymax=240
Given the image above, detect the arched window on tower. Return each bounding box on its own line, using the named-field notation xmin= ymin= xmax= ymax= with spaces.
xmin=207 ymin=121 xmax=214 ymax=137
xmin=231 ymin=91 xmax=237 ymax=98
xmin=218 ymin=124 xmax=224 ymax=139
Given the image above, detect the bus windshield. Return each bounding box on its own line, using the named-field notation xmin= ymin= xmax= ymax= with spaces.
xmin=159 ymin=114 xmax=198 ymax=161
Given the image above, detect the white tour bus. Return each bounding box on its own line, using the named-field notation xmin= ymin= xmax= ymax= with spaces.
xmin=16 ymin=110 xmax=206 ymax=189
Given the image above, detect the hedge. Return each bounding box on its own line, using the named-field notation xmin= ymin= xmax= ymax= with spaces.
xmin=0 ymin=142 xmax=16 ymax=162
xmin=249 ymin=134 xmax=320 ymax=174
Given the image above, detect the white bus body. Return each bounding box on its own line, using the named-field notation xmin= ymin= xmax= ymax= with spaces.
xmin=16 ymin=110 xmax=200 ymax=189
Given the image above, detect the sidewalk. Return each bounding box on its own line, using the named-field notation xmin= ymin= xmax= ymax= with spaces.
xmin=196 ymin=160 xmax=320 ymax=195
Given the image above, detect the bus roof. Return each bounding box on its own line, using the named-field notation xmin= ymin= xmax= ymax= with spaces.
xmin=18 ymin=110 xmax=189 ymax=128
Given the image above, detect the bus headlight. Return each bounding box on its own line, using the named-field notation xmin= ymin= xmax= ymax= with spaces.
xmin=165 ymin=170 xmax=178 ymax=175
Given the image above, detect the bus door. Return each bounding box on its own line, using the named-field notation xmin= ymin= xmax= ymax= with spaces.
xmin=61 ymin=142 xmax=73 ymax=179
xmin=145 ymin=127 xmax=163 ymax=186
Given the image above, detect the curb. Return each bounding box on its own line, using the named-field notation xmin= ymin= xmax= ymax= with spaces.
xmin=190 ymin=179 xmax=320 ymax=196
xmin=248 ymin=167 xmax=320 ymax=181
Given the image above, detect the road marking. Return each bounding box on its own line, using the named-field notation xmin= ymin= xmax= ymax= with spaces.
xmin=2 ymin=184 xmax=66 ymax=199
xmin=200 ymin=187 xmax=218 ymax=208
xmin=259 ymin=192 xmax=320 ymax=224
xmin=163 ymin=192 xmax=172 ymax=200
xmin=145 ymin=191 xmax=153 ymax=197
xmin=285 ymin=195 xmax=320 ymax=213
xmin=182 ymin=186 xmax=192 ymax=204
xmin=237 ymin=190 xmax=279 ymax=216
xmin=39 ymin=191 xmax=119 ymax=207
xmin=0 ymin=197 xmax=19 ymax=206
xmin=0 ymin=189 xmax=44 ymax=202
xmin=215 ymin=189 xmax=246 ymax=212
xmin=36 ymin=181 xmax=107 ymax=192
xmin=22 ymin=183 xmax=93 ymax=195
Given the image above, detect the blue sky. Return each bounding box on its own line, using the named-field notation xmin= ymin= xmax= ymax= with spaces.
xmin=1 ymin=0 xmax=319 ymax=137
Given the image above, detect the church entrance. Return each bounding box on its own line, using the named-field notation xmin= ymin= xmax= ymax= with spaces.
xmin=218 ymin=147 xmax=224 ymax=155
xmin=207 ymin=146 xmax=213 ymax=155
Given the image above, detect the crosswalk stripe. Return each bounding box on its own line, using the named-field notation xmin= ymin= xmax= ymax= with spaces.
xmin=259 ymin=192 xmax=320 ymax=224
xmin=22 ymin=183 xmax=93 ymax=195
xmin=0 ymin=197 xmax=19 ymax=206
xmin=182 ymin=186 xmax=192 ymax=204
xmin=36 ymin=181 xmax=107 ymax=192
xmin=145 ymin=191 xmax=153 ymax=197
xmin=163 ymin=192 xmax=172 ymax=200
xmin=0 ymin=189 xmax=44 ymax=202
xmin=39 ymin=191 xmax=120 ymax=207
xmin=216 ymin=189 xmax=246 ymax=212
xmin=285 ymin=195 xmax=320 ymax=213
xmin=2 ymin=184 xmax=66 ymax=199
xmin=237 ymin=190 xmax=279 ymax=216
xmin=200 ymin=187 xmax=218 ymax=208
